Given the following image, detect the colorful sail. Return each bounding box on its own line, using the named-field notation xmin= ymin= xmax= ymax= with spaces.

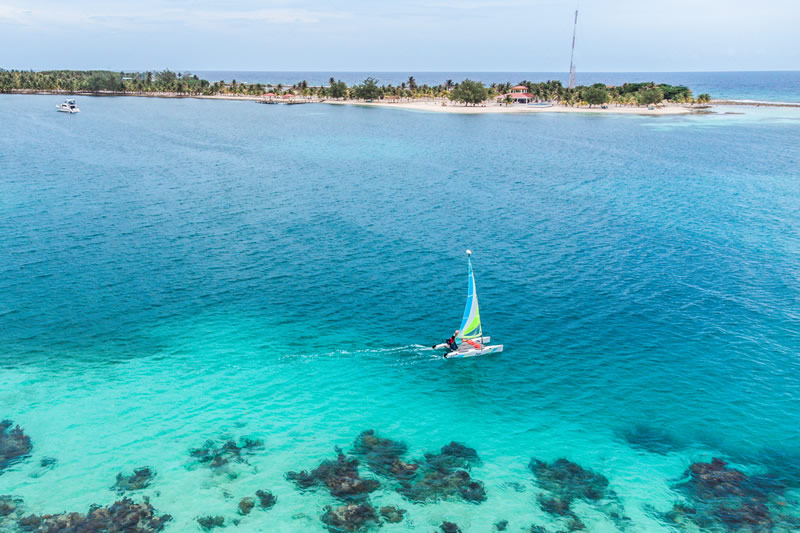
xmin=458 ymin=253 xmax=482 ymax=340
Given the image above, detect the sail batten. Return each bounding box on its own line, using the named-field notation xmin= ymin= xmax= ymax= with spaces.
xmin=458 ymin=255 xmax=483 ymax=340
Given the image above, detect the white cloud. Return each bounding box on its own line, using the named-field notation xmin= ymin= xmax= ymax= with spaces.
xmin=0 ymin=2 xmax=347 ymax=29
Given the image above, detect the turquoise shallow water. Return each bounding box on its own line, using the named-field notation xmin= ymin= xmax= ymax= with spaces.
xmin=1 ymin=95 xmax=800 ymax=532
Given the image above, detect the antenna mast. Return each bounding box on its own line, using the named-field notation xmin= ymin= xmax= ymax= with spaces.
xmin=568 ymin=8 xmax=578 ymax=89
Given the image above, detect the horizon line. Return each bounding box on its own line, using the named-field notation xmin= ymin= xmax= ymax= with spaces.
xmin=3 ymin=68 xmax=799 ymax=74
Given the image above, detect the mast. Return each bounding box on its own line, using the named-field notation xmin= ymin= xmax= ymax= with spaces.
xmin=568 ymin=8 xmax=578 ymax=89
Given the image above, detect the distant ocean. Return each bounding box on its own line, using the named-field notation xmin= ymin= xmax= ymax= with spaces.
xmin=191 ymin=70 xmax=800 ymax=103
xmin=1 ymin=90 xmax=799 ymax=532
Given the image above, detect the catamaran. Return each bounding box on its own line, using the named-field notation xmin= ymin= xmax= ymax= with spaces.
xmin=434 ymin=250 xmax=503 ymax=358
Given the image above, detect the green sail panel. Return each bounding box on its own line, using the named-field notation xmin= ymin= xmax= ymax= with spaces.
xmin=458 ymin=255 xmax=483 ymax=340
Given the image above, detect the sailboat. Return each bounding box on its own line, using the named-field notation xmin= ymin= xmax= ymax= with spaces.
xmin=434 ymin=250 xmax=503 ymax=358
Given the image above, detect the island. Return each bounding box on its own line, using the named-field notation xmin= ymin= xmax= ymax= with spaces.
xmin=0 ymin=69 xmax=713 ymax=115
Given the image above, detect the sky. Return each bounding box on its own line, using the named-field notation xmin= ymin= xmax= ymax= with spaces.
xmin=0 ymin=0 xmax=798 ymax=72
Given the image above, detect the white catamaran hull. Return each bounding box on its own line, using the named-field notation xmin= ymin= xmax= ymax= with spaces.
xmin=445 ymin=345 xmax=503 ymax=359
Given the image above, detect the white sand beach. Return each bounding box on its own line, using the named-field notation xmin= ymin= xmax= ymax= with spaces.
xmin=323 ymin=99 xmax=694 ymax=115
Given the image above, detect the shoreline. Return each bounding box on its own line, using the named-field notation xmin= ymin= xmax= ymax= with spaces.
xmin=6 ymin=89 xmax=799 ymax=115
xmin=322 ymin=99 xmax=694 ymax=115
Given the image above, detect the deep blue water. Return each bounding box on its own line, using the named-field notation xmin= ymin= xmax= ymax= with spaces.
xmin=1 ymin=95 xmax=800 ymax=532
xmin=191 ymin=71 xmax=800 ymax=103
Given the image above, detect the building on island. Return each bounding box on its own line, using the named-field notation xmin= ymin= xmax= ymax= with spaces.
xmin=497 ymin=85 xmax=534 ymax=104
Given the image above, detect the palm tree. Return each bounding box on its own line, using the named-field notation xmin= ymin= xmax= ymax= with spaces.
xmin=407 ymin=76 xmax=416 ymax=90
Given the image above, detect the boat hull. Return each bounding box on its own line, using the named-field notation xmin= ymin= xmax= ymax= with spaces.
xmin=444 ymin=345 xmax=503 ymax=359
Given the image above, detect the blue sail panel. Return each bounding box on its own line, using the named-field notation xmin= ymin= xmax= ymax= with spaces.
xmin=458 ymin=256 xmax=482 ymax=339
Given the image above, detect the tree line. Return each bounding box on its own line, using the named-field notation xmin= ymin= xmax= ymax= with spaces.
xmin=0 ymin=69 xmax=711 ymax=105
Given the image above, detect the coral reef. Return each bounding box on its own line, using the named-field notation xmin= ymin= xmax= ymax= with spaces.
xmin=238 ymin=497 xmax=254 ymax=515
xmin=665 ymin=457 xmax=800 ymax=531
xmin=17 ymin=497 xmax=171 ymax=533
xmin=321 ymin=503 xmax=380 ymax=532
xmin=113 ymin=467 xmax=156 ymax=492
xmin=189 ymin=437 xmax=264 ymax=470
xmin=288 ymin=452 xmax=380 ymax=501
xmin=0 ymin=420 xmax=32 ymax=471
xmin=197 ymin=515 xmax=225 ymax=530
xmin=530 ymin=458 xmax=627 ymax=531
xmin=255 ymin=489 xmax=277 ymax=510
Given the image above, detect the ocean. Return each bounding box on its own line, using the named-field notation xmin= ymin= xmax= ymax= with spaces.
xmin=190 ymin=71 xmax=800 ymax=104
xmin=1 ymin=94 xmax=799 ymax=532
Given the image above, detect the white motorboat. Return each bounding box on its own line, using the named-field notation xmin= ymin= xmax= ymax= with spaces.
xmin=56 ymin=99 xmax=80 ymax=113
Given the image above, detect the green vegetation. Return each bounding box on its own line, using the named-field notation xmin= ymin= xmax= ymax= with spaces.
xmin=636 ymin=87 xmax=664 ymax=106
xmin=506 ymin=80 xmax=694 ymax=106
xmin=327 ymin=80 xmax=349 ymax=99
xmin=583 ymin=85 xmax=610 ymax=107
xmin=448 ymin=79 xmax=489 ymax=106
xmin=353 ymin=77 xmax=382 ymax=100
xmin=0 ymin=69 xmax=231 ymax=95
xmin=0 ymin=69 xmax=706 ymax=107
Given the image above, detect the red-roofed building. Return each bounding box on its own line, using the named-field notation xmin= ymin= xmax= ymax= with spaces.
xmin=498 ymin=84 xmax=534 ymax=104
xmin=510 ymin=85 xmax=534 ymax=103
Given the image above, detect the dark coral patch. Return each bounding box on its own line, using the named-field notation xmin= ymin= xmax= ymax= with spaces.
xmin=665 ymin=457 xmax=800 ymax=531
xmin=113 ymin=467 xmax=156 ymax=492
xmin=18 ymin=498 xmax=171 ymax=532
xmin=238 ymin=497 xmax=254 ymax=515
xmin=197 ymin=515 xmax=225 ymax=530
xmin=287 ymin=452 xmax=379 ymax=501
xmin=619 ymin=424 xmax=685 ymax=455
xmin=1 ymin=495 xmax=21 ymax=514
xmin=321 ymin=503 xmax=379 ymax=532
xmin=379 ymin=505 xmax=405 ymax=523
xmin=530 ymin=458 xmax=627 ymax=530
xmin=395 ymin=440 xmax=485 ymax=504
xmin=0 ymin=420 xmax=32 ymax=471
xmin=189 ymin=437 xmax=263 ymax=470
xmin=425 ymin=442 xmax=480 ymax=472
xmin=352 ymin=430 xmax=418 ymax=480
xmin=530 ymin=457 xmax=613 ymax=518
xmin=255 ymin=489 xmax=277 ymax=510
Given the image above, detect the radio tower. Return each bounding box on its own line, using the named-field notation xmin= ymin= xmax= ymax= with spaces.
xmin=568 ymin=8 xmax=578 ymax=89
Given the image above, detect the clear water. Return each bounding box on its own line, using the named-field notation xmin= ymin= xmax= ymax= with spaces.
xmin=1 ymin=95 xmax=800 ymax=532
xmin=191 ymin=71 xmax=800 ymax=103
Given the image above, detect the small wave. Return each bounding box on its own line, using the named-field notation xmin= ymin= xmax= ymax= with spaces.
xmin=716 ymin=99 xmax=800 ymax=107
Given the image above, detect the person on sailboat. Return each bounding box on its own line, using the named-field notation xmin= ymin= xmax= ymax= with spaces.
xmin=446 ymin=330 xmax=460 ymax=353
